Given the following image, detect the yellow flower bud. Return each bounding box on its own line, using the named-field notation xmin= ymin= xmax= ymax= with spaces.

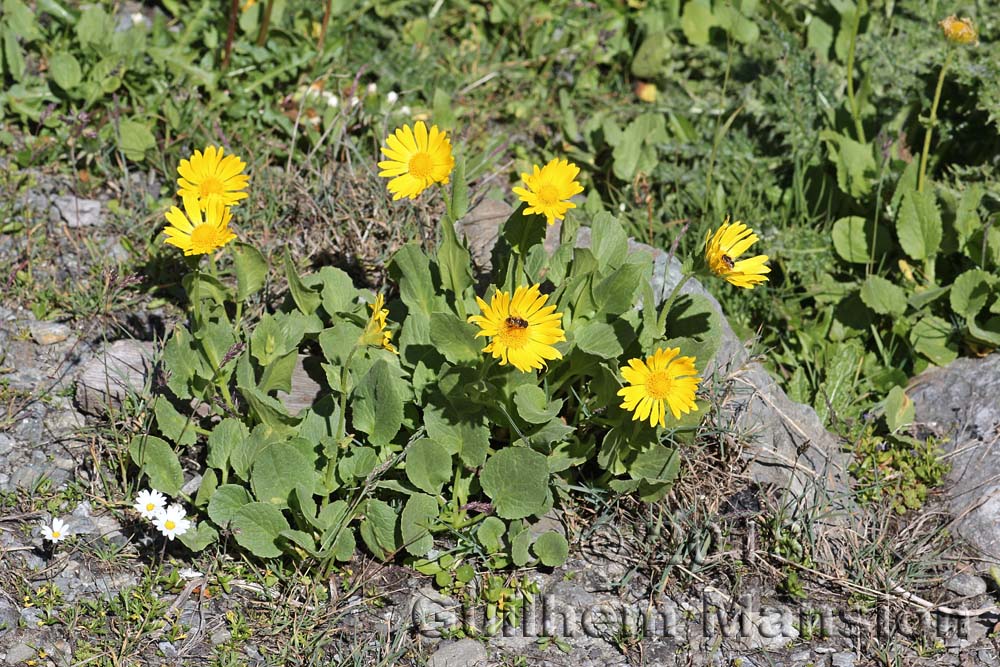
xmin=939 ymin=15 xmax=978 ymax=45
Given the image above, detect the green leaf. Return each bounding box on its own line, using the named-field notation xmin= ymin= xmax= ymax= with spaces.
xmin=967 ymin=315 xmax=1000 ymax=347
xmin=207 ymin=485 xmax=252 ymax=527
xmin=400 ymin=493 xmax=438 ymax=556
xmin=351 ymin=359 xmax=407 ymax=446
xmin=955 ymin=185 xmax=984 ymax=250
xmin=589 ymin=212 xmax=629 ymax=271
xmin=513 ymin=385 xmax=563 ymax=425
xmin=883 ymin=386 xmax=913 ymax=433
xmin=480 ymin=448 xmax=549 ymax=520
xmin=681 ymin=0 xmax=715 ymax=45
xmin=235 ymin=355 xmax=302 ymax=436
xmin=251 ymin=442 xmax=319 ymax=507
xmin=283 ymin=250 xmax=321 ymax=315
xmin=118 ymin=119 xmax=156 ymax=162
xmin=75 ymin=4 xmax=110 ymax=48
xmin=859 ymin=276 xmax=907 ymax=316
xmin=4 ymin=0 xmax=40 ymax=39
xmin=429 ymin=311 xmax=482 ymax=364
xmin=595 ymin=258 xmax=648 ymax=315
xmin=628 ymin=444 xmax=680 ymax=483
xmin=194 ymin=469 xmax=218 ymax=507
xmin=251 ymin=313 xmax=305 ymax=367
xmin=205 ymin=417 xmax=250 ymax=470
xmin=48 ymin=51 xmax=82 ymax=90
xmin=831 ymin=216 xmax=889 ymax=264
xmin=129 ymin=435 xmax=183 ymax=496
xmin=821 ymin=131 xmax=875 ymax=199
xmin=232 ymin=243 xmax=267 ymax=301
xmin=910 ymin=315 xmax=957 ymax=366
xmin=574 ymin=320 xmax=624 ymax=359
xmin=450 ymin=157 xmax=470 ymax=220
xmin=390 ymin=244 xmax=439 ymax=316
xmin=806 ymin=16 xmax=833 ymax=61
xmin=3 ymin=27 xmax=25 ymax=81
xmin=318 ymin=267 xmax=356 ymax=315
xmin=510 ymin=522 xmax=532 ymax=566
xmin=476 ymin=517 xmax=506 ymax=554
xmin=950 ymin=269 xmax=993 ymax=319
xmin=232 ymin=502 xmax=290 ymax=559
xmin=897 ymin=190 xmax=942 ymax=261
xmin=631 ymin=31 xmax=670 ymax=78
xmin=532 ymin=531 xmax=569 ymax=567
xmin=425 ymin=406 xmax=490 ymax=467
xmin=359 ymin=499 xmax=398 ymax=559
xmin=178 ymin=522 xmax=218 ymax=552
xmin=405 ymin=438 xmax=452 ymax=495
xmin=153 ymin=398 xmax=197 ymax=447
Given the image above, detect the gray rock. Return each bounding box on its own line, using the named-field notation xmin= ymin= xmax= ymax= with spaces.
xmin=75 ymin=339 xmax=156 ymax=415
xmin=458 ymin=202 xmax=849 ymax=507
xmin=407 ymin=586 xmax=461 ymax=637
xmin=210 ymin=629 xmax=232 ymax=646
xmin=51 ymin=196 xmax=103 ymax=228
xmin=910 ymin=354 xmax=1000 ymax=560
xmin=946 ymin=573 xmax=988 ymax=597
xmin=157 ymin=642 xmax=179 ymax=659
xmin=29 ymin=321 xmax=72 ymax=345
xmin=4 ymin=642 xmax=35 ymax=665
xmin=427 ymin=639 xmax=487 ymax=667
xmin=0 ymin=601 xmax=18 ymax=636
xmin=831 ymin=652 xmax=857 ymax=667
xmin=0 ymin=434 xmax=13 ymax=457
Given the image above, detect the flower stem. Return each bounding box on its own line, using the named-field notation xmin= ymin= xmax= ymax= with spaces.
xmin=845 ymin=6 xmax=866 ymax=143
xmin=917 ymin=47 xmax=954 ymax=194
xmin=657 ymin=273 xmax=694 ymax=337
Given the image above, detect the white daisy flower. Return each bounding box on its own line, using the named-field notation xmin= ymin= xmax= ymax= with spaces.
xmin=41 ymin=517 xmax=69 ymax=543
xmin=323 ymin=91 xmax=339 ymax=108
xmin=133 ymin=489 xmax=167 ymax=519
xmin=386 ymin=91 xmax=399 ymax=104
xmin=179 ymin=568 xmax=204 ymax=580
xmin=153 ymin=504 xmax=191 ymax=541
xmin=366 ymin=82 xmax=377 ymax=95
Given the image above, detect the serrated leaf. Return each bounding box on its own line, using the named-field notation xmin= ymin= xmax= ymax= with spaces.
xmin=897 ymin=189 xmax=942 ymax=261
xmin=480 ymin=448 xmax=549 ymax=520
xmin=859 ymin=276 xmax=907 ymax=316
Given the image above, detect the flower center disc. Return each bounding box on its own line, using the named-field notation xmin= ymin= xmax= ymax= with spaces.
xmin=645 ymin=370 xmax=674 ymax=399
xmin=498 ymin=320 xmax=530 ymax=348
xmin=165 ymin=520 xmax=176 ymax=530
xmin=189 ymin=224 xmax=224 ymax=253
xmin=146 ymin=504 xmax=155 ymax=511
xmin=51 ymin=531 xmax=61 ymax=538
xmin=537 ymin=184 xmax=560 ymax=206
xmin=199 ymin=176 xmax=224 ymax=198
xmin=408 ymin=152 xmax=433 ymax=179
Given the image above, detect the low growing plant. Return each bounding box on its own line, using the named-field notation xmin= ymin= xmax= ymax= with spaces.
xmin=130 ymin=120 xmax=767 ymax=573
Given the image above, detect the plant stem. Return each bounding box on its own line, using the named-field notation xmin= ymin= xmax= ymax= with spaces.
xmin=657 ymin=273 xmax=694 ymax=336
xmin=222 ymin=0 xmax=238 ymax=71
xmin=256 ymin=0 xmax=274 ymax=47
xmin=917 ymin=47 xmax=954 ymax=194
xmin=317 ymin=0 xmax=333 ymax=54
xmin=845 ymin=6 xmax=866 ymax=143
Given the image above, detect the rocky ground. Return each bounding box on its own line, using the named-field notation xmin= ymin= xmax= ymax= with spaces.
xmin=3 ymin=181 xmax=1000 ymax=666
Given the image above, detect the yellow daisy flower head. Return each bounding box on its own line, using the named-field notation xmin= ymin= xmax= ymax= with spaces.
xmin=468 ymin=284 xmax=566 ymax=373
xmin=939 ymin=15 xmax=978 ymax=45
xmin=359 ymin=293 xmax=398 ymax=354
xmin=377 ymin=121 xmax=455 ymax=201
xmin=704 ymin=217 xmax=771 ymax=289
xmin=177 ymin=145 xmax=250 ymax=210
xmin=512 ymin=158 xmax=585 ymax=225
xmin=163 ymin=195 xmax=237 ymax=256
xmin=617 ymin=348 xmax=701 ymax=429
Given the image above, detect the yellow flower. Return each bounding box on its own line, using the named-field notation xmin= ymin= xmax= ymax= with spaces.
xmin=360 ymin=293 xmax=398 ymax=354
xmin=617 ymin=348 xmax=701 ymax=428
xmin=163 ymin=195 xmax=237 ymax=256
xmin=939 ymin=15 xmax=977 ymax=45
xmin=468 ymin=284 xmax=565 ymax=373
xmin=177 ymin=145 xmax=250 ymax=210
xmin=377 ymin=121 xmax=455 ymax=200
xmin=512 ymin=158 xmax=584 ymax=225
xmin=704 ymin=217 xmax=771 ymax=289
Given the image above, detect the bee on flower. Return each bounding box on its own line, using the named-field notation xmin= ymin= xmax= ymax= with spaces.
xmin=703 ymin=217 xmax=771 ymax=289
xmin=468 ymin=284 xmax=566 ymax=373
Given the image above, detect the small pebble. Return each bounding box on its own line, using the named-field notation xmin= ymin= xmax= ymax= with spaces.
xmin=29 ymin=321 xmax=71 ymax=345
